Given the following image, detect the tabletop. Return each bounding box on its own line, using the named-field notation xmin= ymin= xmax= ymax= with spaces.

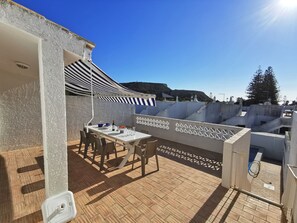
xmin=87 ymin=125 xmax=151 ymax=143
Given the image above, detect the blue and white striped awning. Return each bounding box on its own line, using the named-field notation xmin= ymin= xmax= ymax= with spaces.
xmin=64 ymin=60 xmax=156 ymax=106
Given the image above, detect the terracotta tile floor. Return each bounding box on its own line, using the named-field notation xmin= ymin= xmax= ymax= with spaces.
xmin=0 ymin=139 xmax=287 ymax=223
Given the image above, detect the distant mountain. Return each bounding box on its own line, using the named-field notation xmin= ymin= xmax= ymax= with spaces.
xmin=121 ymin=82 xmax=212 ymax=102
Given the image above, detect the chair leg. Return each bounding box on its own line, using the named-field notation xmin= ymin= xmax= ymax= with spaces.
xmin=92 ymin=145 xmax=97 ymax=164
xmin=99 ymin=148 xmax=105 ymax=171
xmin=83 ymin=142 xmax=89 ymax=158
xmin=78 ymin=140 xmax=83 ymax=153
xmin=141 ymin=156 xmax=146 ymax=177
xmin=155 ymin=155 xmax=159 ymax=171
xmin=114 ymin=148 xmax=118 ymax=159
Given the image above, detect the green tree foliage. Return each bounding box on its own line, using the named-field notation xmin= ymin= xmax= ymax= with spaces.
xmin=246 ymin=66 xmax=279 ymax=105
xmin=246 ymin=67 xmax=264 ymax=104
xmin=263 ymin=66 xmax=279 ymax=104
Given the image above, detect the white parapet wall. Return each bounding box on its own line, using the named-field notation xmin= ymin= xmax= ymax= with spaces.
xmin=282 ymin=165 xmax=297 ymax=223
xmin=282 ymin=112 xmax=297 ymax=221
xmin=134 ymin=114 xmax=242 ymax=154
xmin=221 ymin=128 xmax=251 ymax=190
xmin=134 ymin=114 xmax=251 ymax=190
xmin=288 ymin=112 xmax=297 ymax=166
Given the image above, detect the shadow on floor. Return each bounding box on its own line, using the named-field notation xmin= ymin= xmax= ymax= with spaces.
xmin=68 ymin=144 xmax=143 ymax=196
xmin=12 ymin=210 xmax=43 ymax=223
xmin=156 ymin=138 xmax=223 ymax=178
xmin=190 ymin=185 xmax=230 ymax=222
xmin=17 ymin=163 xmax=40 ymax=173
xmin=85 ymin=167 xmax=144 ymax=205
xmin=0 ymin=155 xmax=13 ymax=223
xmin=17 ymin=144 xmax=140 ymax=197
xmin=21 ymin=180 xmax=45 ymax=194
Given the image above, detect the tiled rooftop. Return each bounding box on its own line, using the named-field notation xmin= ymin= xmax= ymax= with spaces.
xmin=0 ymin=139 xmax=286 ymax=223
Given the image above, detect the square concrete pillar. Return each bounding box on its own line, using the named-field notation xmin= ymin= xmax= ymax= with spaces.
xmin=38 ymin=40 xmax=68 ymax=197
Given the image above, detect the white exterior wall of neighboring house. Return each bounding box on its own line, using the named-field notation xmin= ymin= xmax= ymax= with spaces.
xmin=186 ymin=104 xmax=207 ymax=121
xmin=245 ymin=105 xmax=282 ymax=129
xmin=137 ymin=101 xmax=174 ymax=115
xmin=156 ymin=101 xmax=205 ymax=119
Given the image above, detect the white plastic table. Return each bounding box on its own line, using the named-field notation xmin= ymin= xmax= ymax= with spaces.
xmin=87 ymin=125 xmax=151 ymax=169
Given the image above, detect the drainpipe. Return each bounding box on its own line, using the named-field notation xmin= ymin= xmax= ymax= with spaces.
xmin=85 ymin=53 xmax=94 ymax=132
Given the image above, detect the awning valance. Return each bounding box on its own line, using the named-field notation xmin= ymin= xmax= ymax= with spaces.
xmin=64 ymin=60 xmax=156 ymax=106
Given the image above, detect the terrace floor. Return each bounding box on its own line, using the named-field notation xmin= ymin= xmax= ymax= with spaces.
xmin=0 ymin=139 xmax=286 ymax=223
xmin=250 ymin=159 xmax=282 ymax=203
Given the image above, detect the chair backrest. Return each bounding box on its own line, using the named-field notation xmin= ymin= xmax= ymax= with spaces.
xmin=80 ymin=130 xmax=86 ymax=141
xmin=100 ymin=138 xmax=115 ymax=152
xmin=94 ymin=136 xmax=104 ymax=154
xmin=139 ymin=130 xmax=149 ymax=145
xmin=88 ymin=132 xmax=97 ymax=142
xmin=101 ymin=138 xmax=107 ymax=146
xmin=145 ymin=140 xmax=158 ymax=158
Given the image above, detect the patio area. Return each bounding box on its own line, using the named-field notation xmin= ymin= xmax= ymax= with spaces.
xmin=0 ymin=139 xmax=286 ymax=223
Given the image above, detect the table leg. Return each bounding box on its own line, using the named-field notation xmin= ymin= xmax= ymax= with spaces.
xmin=117 ymin=140 xmax=140 ymax=169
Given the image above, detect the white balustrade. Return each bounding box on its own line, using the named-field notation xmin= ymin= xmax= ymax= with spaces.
xmin=175 ymin=122 xmax=235 ymax=141
xmin=136 ymin=116 xmax=170 ymax=130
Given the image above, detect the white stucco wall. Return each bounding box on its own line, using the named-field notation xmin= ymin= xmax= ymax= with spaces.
xmin=0 ymin=84 xmax=135 ymax=151
xmin=66 ymin=96 xmax=135 ymax=141
xmin=0 ymin=81 xmax=42 ymax=150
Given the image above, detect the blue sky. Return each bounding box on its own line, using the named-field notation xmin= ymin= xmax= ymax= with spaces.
xmin=15 ymin=0 xmax=297 ymax=102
